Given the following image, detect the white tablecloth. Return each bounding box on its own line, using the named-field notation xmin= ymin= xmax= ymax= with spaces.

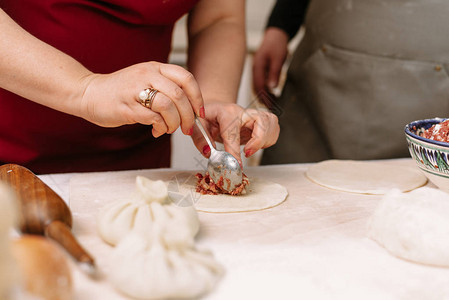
xmin=39 ymin=159 xmax=449 ymax=300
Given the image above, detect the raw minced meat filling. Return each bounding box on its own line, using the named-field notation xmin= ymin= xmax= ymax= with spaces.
xmin=195 ymin=172 xmax=250 ymax=196
xmin=416 ymin=119 xmax=449 ymax=142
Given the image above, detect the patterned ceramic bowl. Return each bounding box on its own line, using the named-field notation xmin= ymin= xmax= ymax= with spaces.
xmin=405 ymin=117 xmax=449 ymax=192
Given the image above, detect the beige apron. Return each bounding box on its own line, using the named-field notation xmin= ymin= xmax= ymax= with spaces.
xmin=262 ymin=0 xmax=449 ymax=164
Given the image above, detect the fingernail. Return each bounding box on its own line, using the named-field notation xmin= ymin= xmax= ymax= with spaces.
xmin=200 ymin=106 xmax=206 ymax=118
xmin=188 ymin=127 xmax=193 ymax=136
xmin=203 ymin=145 xmax=210 ymax=156
xmin=245 ymin=150 xmax=254 ymax=158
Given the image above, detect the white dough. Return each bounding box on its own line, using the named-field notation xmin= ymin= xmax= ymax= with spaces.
xmin=109 ymin=230 xmax=224 ymax=300
xmin=368 ymin=187 xmax=449 ymax=267
xmin=97 ymin=176 xmax=199 ymax=246
xmin=135 ymin=176 xmax=167 ymax=203
xmin=0 ymin=182 xmax=18 ymax=299
xmin=174 ymin=173 xmax=288 ymax=213
xmin=97 ymin=176 xmax=224 ymax=299
xmin=306 ymin=160 xmax=427 ymax=194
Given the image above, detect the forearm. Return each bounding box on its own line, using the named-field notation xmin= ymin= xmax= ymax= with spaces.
xmin=0 ymin=9 xmax=92 ymax=117
xmin=187 ymin=0 xmax=246 ymax=104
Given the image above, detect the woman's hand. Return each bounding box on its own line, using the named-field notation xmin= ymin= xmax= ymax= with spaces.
xmin=80 ymin=62 xmax=204 ymax=137
xmin=252 ymin=27 xmax=289 ymax=101
xmin=190 ymin=102 xmax=280 ymax=165
xmin=0 ymin=9 xmax=203 ymax=136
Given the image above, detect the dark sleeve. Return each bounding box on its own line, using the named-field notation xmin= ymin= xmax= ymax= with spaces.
xmin=266 ymin=0 xmax=310 ymax=40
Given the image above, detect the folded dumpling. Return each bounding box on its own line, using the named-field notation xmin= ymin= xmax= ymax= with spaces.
xmin=97 ymin=176 xmax=199 ymax=247
xmin=109 ymin=229 xmax=224 ymax=299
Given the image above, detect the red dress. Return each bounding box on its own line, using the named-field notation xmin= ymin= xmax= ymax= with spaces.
xmin=0 ymin=0 xmax=198 ymax=174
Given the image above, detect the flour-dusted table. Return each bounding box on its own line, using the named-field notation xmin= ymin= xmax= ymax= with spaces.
xmin=39 ymin=159 xmax=449 ymax=300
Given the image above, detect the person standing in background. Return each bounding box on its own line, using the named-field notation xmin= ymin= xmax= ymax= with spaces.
xmin=253 ymin=0 xmax=449 ymax=164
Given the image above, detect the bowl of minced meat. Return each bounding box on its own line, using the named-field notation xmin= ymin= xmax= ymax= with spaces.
xmin=405 ymin=117 xmax=449 ymax=192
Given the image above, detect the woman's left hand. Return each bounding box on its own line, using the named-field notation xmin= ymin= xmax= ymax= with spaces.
xmin=190 ymin=102 xmax=280 ymax=166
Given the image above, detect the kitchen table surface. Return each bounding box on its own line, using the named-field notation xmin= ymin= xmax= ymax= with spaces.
xmin=38 ymin=159 xmax=449 ymax=300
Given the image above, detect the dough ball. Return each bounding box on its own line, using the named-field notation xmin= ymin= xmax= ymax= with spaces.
xmin=368 ymin=187 xmax=449 ymax=267
xmin=306 ymin=160 xmax=427 ymax=194
xmin=0 ymin=182 xmax=18 ymax=235
xmin=0 ymin=181 xmax=19 ymax=300
xmin=11 ymin=235 xmax=72 ymax=300
xmin=97 ymin=176 xmax=199 ymax=246
xmin=109 ymin=231 xmax=224 ymax=299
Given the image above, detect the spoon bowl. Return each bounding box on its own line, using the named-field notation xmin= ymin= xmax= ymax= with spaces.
xmin=195 ymin=117 xmax=243 ymax=192
xmin=208 ymin=147 xmax=243 ymax=192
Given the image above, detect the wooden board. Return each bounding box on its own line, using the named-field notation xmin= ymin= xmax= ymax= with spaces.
xmin=67 ymin=160 xmax=449 ymax=299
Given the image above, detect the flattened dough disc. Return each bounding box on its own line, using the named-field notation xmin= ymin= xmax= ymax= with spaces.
xmin=306 ymin=160 xmax=427 ymax=194
xmin=171 ymin=173 xmax=288 ymax=213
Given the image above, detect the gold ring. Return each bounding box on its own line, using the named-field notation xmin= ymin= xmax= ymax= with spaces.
xmin=138 ymin=88 xmax=159 ymax=109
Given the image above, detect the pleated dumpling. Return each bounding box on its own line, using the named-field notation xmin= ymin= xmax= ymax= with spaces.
xmin=109 ymin=229 xmax=224 ymax=300
xmin=97 ymin=176 xmax=199 ymax=247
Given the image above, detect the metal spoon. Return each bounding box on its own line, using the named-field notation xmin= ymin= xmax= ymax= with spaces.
xmin=195 ymin=117 xmax=243 ymax=192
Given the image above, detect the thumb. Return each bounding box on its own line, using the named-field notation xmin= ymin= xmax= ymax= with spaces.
xmin=220 ymin=120 xmax=243 ymax=169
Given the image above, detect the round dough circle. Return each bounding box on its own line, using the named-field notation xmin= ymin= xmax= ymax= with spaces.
xmin=169 ymin=173 xmax=288 ymax=213
xmin=306 ymin=160 xmax=427 ymax=194
xmin=368 ymin=187 xmax=449 ymax=267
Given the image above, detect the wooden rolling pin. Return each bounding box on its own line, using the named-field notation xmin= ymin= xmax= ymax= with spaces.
xmin=0 ymin=164 xmax=96 ymax=275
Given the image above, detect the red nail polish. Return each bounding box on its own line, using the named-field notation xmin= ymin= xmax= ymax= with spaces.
xmin=200 ymin=106 xmax=206 ymax=118
xmin=245 ymin=150 xmax=253 ymax=158
xmin=203 ymin=145 xmax=211 ymax=156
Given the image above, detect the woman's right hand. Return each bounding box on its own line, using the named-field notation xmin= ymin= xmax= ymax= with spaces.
xmin=79 ymin=61 xmax=205 ymax=138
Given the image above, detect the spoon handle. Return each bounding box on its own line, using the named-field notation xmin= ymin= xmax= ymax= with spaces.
xmin=195 ymin=116 xmax=215 ymax=152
